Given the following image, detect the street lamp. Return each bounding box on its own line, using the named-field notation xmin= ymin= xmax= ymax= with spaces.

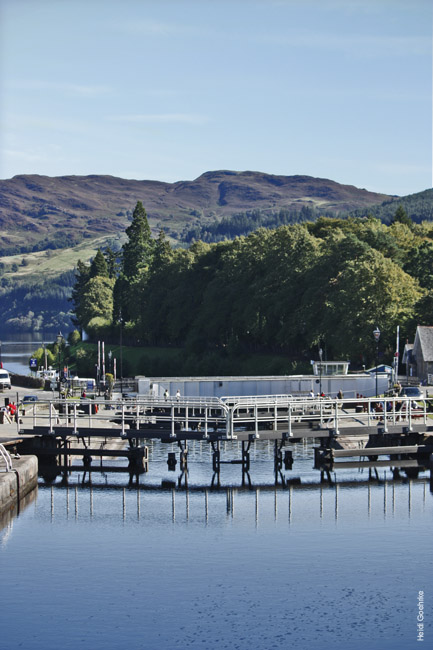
xmin=318 ymin=347 xmax=323 ymax=397
xmin=373 ymin=326 xmax=381 ymax=397
xmin=56 ymin=331 xmax=64 ymax=398
xmin=118 ymin=314 xmax=123 ymax=395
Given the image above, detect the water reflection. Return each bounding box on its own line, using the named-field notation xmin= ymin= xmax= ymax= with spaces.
xmin=0 ymin=333 xmax=59 ymax=375
xmin=17 ymin=474 xmax=427 ymax=530
xmin=1 ymin=472 xmax=431 ymax=650
xmin=0 ymin=485 xmax=38 ymax=543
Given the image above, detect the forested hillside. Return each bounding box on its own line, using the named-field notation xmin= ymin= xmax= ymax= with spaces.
xmin=0 ymin=171 xmax=389 ymax=255
xmin=349 ymin=188 xmax=433 ymax=224
xmin=70 ymin=203 xmax=433 ymax=370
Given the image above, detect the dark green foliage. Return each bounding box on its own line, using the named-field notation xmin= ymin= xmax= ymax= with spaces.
xmin=403 ymin=241 xmax=433 ymax=289
xmin=69 ymin=205 xmax=432 ymax=369
xmin=90 ymin=249 xmax=108 ymax=278
xmin=391 ymin=205 xmax=412 ymax=227
xmin=68 ymin=329 xmax=81 ymax=345
xmin=350 ymin=189 xmax=433 ymax=225
xmin=122 ymin=201 xmax=154 ymax=279
xmin=0 ymin=270 xmax=75 ymax=334
xmin=104 ymin=246 xmax=119 ymax=278
xmin=180 ymin=205 xmax=336 ymax=243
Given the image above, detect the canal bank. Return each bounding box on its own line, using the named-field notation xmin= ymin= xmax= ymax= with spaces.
xmin=0 ymin=454 xmax=38 ymax=516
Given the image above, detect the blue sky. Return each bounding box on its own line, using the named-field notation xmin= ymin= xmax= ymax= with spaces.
xmin=1 ymin=0 xmax=431 ymax=195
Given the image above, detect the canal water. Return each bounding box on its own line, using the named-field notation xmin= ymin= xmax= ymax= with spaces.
xmin=0 ymin=333 xmax=60 ymax=375
xmin=1 ymin=438 xmax=431 ymax=650
xmin=0 ymin=335 xmax=431 ymax=648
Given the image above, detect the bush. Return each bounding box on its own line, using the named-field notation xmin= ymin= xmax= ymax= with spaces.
xmin=86 ymin=317 xmax=111 ymax=338
xmin=11 ymin=374 xmax=44 ymax=389
xmin=68 ymin=329 xmax=81 ymax=345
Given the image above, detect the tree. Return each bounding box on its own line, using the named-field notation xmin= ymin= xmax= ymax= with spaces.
xmin=104 ymin=246 xmax=118 ymax=279
xmin=90 ymin=249 xmax=108 ymax=278
xmin=79 ymin=276 xmax=115 ymax=327
xmin=70 ymin=260 xmax=91 ymax=328
xmin=392 ymin=204 xmax=412 ymax=227
xmin=122 ymin=201 xmax=154 ymax=279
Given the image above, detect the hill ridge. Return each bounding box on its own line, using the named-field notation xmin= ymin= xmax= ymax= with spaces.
xmin=0 ymin=170 xmax=391 ymax=255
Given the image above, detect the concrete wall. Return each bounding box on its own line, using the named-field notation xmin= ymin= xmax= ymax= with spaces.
xmin=0 ymin=456 xmax=38 ymax=516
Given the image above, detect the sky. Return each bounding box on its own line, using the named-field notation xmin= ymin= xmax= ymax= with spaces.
xmin=0 ymin=0 xmax=432 ymax=196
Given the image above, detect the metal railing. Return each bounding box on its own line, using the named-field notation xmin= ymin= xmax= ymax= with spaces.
xmin=0 ymin=443 xmax=13 ymax=472
xmin=15 ymin=395 xmax=433 ymax=440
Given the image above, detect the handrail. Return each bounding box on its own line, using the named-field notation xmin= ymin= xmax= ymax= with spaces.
xmin=14 ymin=394 xmax=433 ymax=440
xmin=0 ymin=443 xmax=13 ymax=472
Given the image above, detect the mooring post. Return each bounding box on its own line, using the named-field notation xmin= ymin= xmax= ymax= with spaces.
xmin=171 ymin=405 xmax=176 ymax=438
xmin=288 ymin=403 xmax=292 ymax=437
xmin=49 ymin=400 xmax=53 ymax=434
xmin=212 ymin=440 xmax=220 ymax=473
xmin=274 ymin=440 xmax=283 ymax=472
xmin=334 ymin=400 xmax=339 ymax=436
xmin=73 ymin=402 xmax=78 ymax=435
xmin=430 ymin=453 xmax=433 ymax=494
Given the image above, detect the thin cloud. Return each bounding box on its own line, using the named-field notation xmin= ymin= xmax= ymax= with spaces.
xmin=2 ymin=148 xmax=47 ymax=163
xmin=107 ymin=113 xmax=210 ymax=125
xmin=8 ymin=80 xmax=111 ymax=97
xmin=117 ymin=19 xmax=190 ymax=37
xmin=254 ymin=31 xmax=430 ymax=57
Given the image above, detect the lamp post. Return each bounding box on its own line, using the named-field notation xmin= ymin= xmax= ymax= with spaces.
xmin=119 ymin=314 xmax=123 ymax=395
xmin=56 ymin=331 xmax=64 ymax=398
xmin=373 ymin=326 xmax=381 ymax=397
xmin=318 ymin=347 xmax=323 ymax=397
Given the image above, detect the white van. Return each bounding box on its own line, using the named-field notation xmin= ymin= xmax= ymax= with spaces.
xmin=0 ymin=369 xmax=12 ymax=390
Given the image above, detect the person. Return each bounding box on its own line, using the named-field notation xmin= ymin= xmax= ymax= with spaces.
xmin=309 ymin=389 xmax=314 ymax=398
xmin=81 ymin=390 xmax=86 ymax=398
xmin=176 ymin=389 xmax=181 ymax=401
xmin=164 ymin=389 xmax=169 ymax=401
xmin=337 ymin=389 xmax=343 ymax=400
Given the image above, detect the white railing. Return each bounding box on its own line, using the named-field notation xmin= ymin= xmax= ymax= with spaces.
xmin=0 ymin=443 xmax=13 ymax=472
xmin=14 ymin=395 xmax=433 ymax=441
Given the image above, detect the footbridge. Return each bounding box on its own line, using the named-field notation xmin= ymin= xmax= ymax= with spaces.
xmin=11 ymin=393 xmax=433 ymax=483
xmin=15 ymin=393 xmax=433 ymax=441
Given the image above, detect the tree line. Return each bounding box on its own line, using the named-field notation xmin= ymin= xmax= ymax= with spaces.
xmin=180 ymin=205 xmax=339 ymax=244
xmin=71 ymin=202 xmax=433 ymax=368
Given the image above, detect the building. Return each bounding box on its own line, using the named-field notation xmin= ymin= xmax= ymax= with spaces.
xmin=412 ymin=325 xmax=433 ymax=383
xmin=137 ymin=371 xmax=389 ymax=399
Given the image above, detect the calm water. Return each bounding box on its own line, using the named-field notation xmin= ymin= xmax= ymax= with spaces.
xmin=1 ymin=441 xmax=431 ymax=650
xmin=0 ymin=333 xmax=61 ymax=375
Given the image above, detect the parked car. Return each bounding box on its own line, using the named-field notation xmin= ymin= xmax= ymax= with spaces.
xmin=0 ymin=369 xmax=12 ymax=390
xmin=399 ymin=386 xmax=423 ymax=398
xmin=21 ymin=395 xmax=39 ymax=404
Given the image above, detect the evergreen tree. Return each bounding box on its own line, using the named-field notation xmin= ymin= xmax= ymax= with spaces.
xmin=392 ymin=204 xmax=412 ymax=227
xmin=90 ymin=249 xmax=108 ymax=278
xmin=70 ymin=260 xmax=91 ymax=328
xmin=104 ymin=246 xmax=118 ymax=279
xmin=122 ymin=201 xmax=154 ymax=279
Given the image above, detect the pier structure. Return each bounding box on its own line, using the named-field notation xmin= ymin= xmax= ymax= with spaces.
xmin=10 ymin=393 xmax=433 ymax=484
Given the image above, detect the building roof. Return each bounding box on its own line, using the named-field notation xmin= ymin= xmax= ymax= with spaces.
xmin=415 ymin=326 xmax=433 ymax=362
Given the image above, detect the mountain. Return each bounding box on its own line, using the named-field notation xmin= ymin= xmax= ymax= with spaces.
xmin=349 ymin=188 xmax=433 ymax=224
xmin=0 ymin=170 xmax=391 ymax=255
